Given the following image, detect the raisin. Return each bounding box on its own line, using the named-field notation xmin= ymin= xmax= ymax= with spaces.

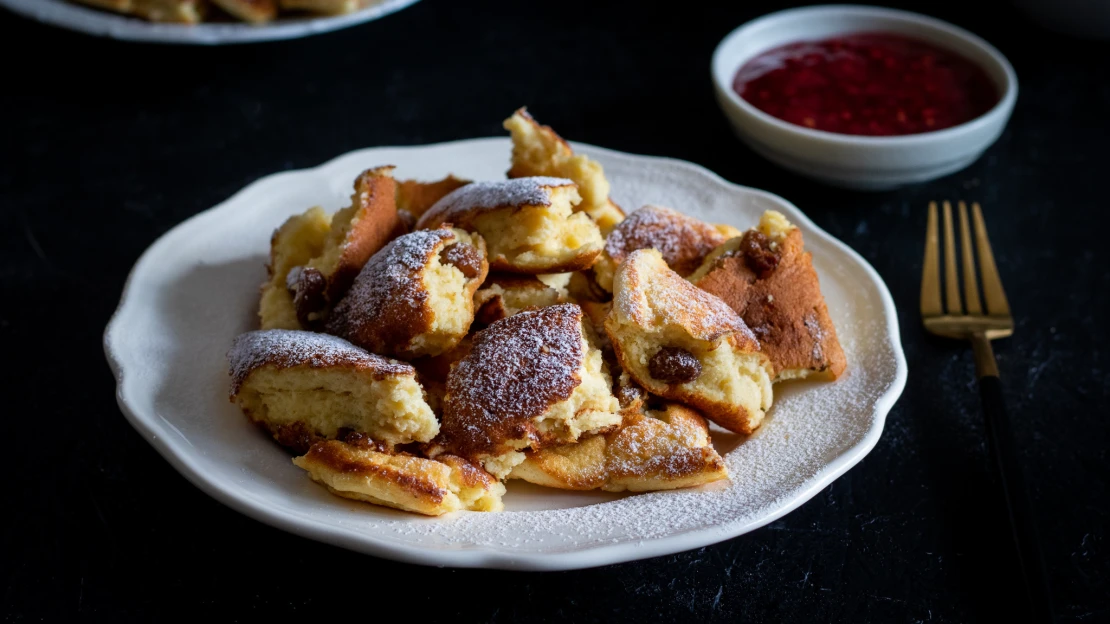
xmin=442 ymin=243 xmax=483 ymax=279
xmin=648 ymin=347 xmax=702 ymax=384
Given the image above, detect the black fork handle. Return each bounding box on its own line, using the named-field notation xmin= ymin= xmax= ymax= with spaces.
xmin=978 ymin=371 xmax=1055 ymax=623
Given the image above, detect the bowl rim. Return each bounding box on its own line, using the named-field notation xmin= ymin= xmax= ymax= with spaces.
xmin=711 ymin=4 xmax=1018 ymax=146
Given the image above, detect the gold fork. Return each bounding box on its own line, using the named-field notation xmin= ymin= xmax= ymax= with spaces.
xmin=921 ymin=201 xmax=1054 ymax=623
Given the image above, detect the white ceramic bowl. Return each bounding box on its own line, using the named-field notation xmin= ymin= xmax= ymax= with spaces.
xmin=711 ymin=5 xmax=1017 ymax=190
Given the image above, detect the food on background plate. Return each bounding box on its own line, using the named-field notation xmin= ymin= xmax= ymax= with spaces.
xmin=212 ymin=0 xmax=276 ymax=23
xmin=227 ymin=108 xmax=846 ymax=516
xmin=732 ymin=33 xmax=999 ymax=136
xmin=70 ymin=0 xmax=382 ymax=24
xmin=691 ymin=210 xmax=848 ymax=381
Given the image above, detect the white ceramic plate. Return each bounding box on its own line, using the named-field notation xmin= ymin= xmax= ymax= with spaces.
xmin=1 ymin=0 xmax=419 ymax=44
xmin=104 ymin=138 xmax=907 ymax=570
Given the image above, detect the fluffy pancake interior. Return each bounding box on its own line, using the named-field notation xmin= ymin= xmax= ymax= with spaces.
xmin=307 ymin=195 xmax=361 ymax=278
xmin=476 ymin=328 xmax=620 ymax=480
xmin=472 ymin=186 xmax=602 ymax=271
xmin=409 ymin=230 xmax=481 ymax=355
xmin=613 ymin=323 xmax=773 ymax=431
xmin=237 ymin=367 xmax=438 ymax=446
xmin=475 ymin=279 xmax=568 ymax=322
xmin=259 ymin=207 xmax=331 ymax=330
xmin=535 ymin=331 xmax=621 ymax=441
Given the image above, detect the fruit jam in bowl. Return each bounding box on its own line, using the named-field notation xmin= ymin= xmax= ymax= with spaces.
xmin=712 ymin=6 xmax=1016 ymax=190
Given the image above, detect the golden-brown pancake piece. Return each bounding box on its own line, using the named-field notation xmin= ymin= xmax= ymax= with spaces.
xmin=434 ymin=303 xmax=621 ymax=478
xmin=259 ymin=207 xmax=331 ymax=330
xmin=294 ymin=438 xmax=505 ymax=516
xmin=504 ymin=108 xmax=626 ymax=235
xmin=691 ymin=210 xmax=847 ymax=381
xmin=326 ymin=227 xmax=488 ymax=359
xmin=416 ymin=177 xmax=603 ymax=274
xmin=71 ymin=0 xmax=133 ymax=10
xmin=509 ymin=403 xmax=728 ymax=492
xmin=277 ymin=0 xmax=369 ymax=14
xmin=593 ymin=205 xmax=740 ymax=292
xmin=211 ymin=0 xmax=276 ymax=21
xmin=228 ymin=330 xmax=439 ymax=452
xmin=131 ymin=0 xmax=206 ymax=22
xmin=288 ymin=166 xmax=407 ymax=327
xmin=605 ymin=249 xmax=773 ymax=434
xmin=396 ymin=175 xmax=471 ymax=223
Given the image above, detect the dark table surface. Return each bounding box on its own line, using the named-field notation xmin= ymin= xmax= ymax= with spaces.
xmin=2 ymin=1 xmax=1107 ymax=621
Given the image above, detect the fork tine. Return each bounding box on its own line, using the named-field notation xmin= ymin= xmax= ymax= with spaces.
xmin=958 ymin=201 xmax=983 ymax=315
xmin=972 ymin=202 xmax=1011 ymax=317
xmin=942 ymin=201 xmax=963 ymax=315
xmin=920 ymin=201 xmax=943 ymax=317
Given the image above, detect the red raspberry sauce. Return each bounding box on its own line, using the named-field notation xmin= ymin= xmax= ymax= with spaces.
xmin=733 ymin=33 xmax=998 ymax=136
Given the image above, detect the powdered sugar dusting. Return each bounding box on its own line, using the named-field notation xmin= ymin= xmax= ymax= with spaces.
xmin=604 ymin=205 xmax=728 ymax=275
xmin=326 ymin=229 xmax=454 ymax=346
xmin=440 ymin=303 xmax=584 ymax=456
xmin=227 ymin=329 xmax=413 ymax=394
xmin=417 ymin=177 xmax=573 ymax=229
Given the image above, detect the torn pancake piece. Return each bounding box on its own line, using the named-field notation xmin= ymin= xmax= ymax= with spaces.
xmin=691 ymin=210 xmax=847 ymax=382
xmin=504 ymin=108 xmax=626 ymax=236
xmin=605 ymin=249 xmax=773 ymax=434
xmin=228 ymin=329 xmax=439 ymax=452
xmin=289 ymin=166 xmax=407 ymax=327
xmin=294 ymin=438 xmax=504 ymax=516
xmin=326 ymin=227 xmax=488 ymax=359
xmin=416 ymin=177 xmax=603 ymax=274
xmin=510 ymin=403 xmax=728 ymax=492
xmin=433 ymin=303 xmax=621 ymax=478
xmin=259 ymin=206 xmax=332 ymax=330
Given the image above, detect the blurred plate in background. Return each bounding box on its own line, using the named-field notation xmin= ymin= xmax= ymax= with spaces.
xmin=0 ymin=0 xmax=420 ymax=44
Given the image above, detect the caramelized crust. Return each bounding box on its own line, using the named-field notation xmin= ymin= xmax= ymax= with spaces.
xmin=326 ymin=227 xmax=488 ymax=359
xmin=510 ymin=403 xmax=728 ymax=492
xmin=293 ymin=440 xmax=505 ymax=516
xmin=211 ymin=0 xmax=276 ymax=22
xmin=692 ymin=211 xmax=847 ymax=381
xmin=323 ymin=166 xmax=406 ymax=302
xmin=278 ymin=0 xmax=370 ymax=14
